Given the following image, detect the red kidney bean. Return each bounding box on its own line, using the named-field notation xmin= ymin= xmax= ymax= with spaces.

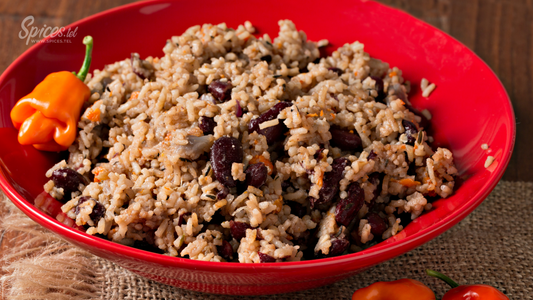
xmin=210 ymin=136 xmax=243 ymax=188
xmin=74 ymin=196 xmax=105 ymax=223
xmin=402 ymin=119 xmax=418 ymax=145
xmin=90 ymin=202 xmax=105 ymax=222
xmin=252 ymin=102 xmax=292 ymax=125
xmin=370 ymin=76 xmax=386 ymax=102
xmin=258 ymin=252 xmax=276 ymax=263
xmin=248 ymin=101 xmax=291 ymax=145
xmin=217 ymin=186 xmax=229 ymax=200
xmin=367 ymin=212 xmax=388 ymax=236
xmin=328 ymin=236 xmax=350 ymax=256
xmin=208 ymin=80 xmax=232 ymax=102
xmin=245 ymin=163 xmax=268 ymax=188
xmin=329 ymin=127 xmax=363 ymax=151
xmin=250 ymin=122 xmax=285 ymax=145
xmin=328 ymin=67 xmax=343 ymax=76
xmin=51 ymin=168 xmax=88 ymax=197
xmin=309 ymin=157 xmax=348 ymax=209
xmin=230 ymin=220 xmax=252 ymax=241
xmin=217 ymin=240 xmax=234 ymax=260
xmin=335 ymin=182 xmax=365 ymax=226
xmin=199 ymin=116 xmax=216 ymax=135
xmin=235 ymin=100 xmax=243 ymax=117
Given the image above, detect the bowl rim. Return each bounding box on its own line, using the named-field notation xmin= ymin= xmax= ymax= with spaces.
xmin=0 ymin=0 xmax=516 ymax=273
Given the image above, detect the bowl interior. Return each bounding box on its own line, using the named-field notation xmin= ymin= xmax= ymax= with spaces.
xmin=0 ymin=0 xmax=515 ymax=294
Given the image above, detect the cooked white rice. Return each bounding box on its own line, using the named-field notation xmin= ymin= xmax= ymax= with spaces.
xmin=421 ymin=78 xmax=436 ymax=97
xmin=485 ymin=156 xmax=495 ymax=168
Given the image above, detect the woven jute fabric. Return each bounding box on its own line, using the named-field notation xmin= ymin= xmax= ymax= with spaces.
xmin=0 ymin=181 xmax=531 ymax=299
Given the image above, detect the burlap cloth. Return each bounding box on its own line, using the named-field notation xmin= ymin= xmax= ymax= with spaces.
xmin=0 ymin=181 xmax=531 ymax=299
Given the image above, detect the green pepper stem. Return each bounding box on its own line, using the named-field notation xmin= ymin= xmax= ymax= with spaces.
xmin=426 ymin=269 xmax=460 ymax=288
xmin=75 ymin=36 xmax=93 ymax=82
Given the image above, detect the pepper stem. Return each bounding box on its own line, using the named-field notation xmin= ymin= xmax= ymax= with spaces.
xmin=75 ymin=35 xmax=93 ymax=82
xmin=426 ymin=269 xmax=460 ymax=288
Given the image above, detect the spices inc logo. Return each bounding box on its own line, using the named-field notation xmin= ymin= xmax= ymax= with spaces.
xmin=19 ymin=16 xmax=78 ymax=45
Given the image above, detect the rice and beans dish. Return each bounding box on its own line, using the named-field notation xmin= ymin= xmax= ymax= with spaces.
xmin=43 ymin=20 xmax=457 ymax=263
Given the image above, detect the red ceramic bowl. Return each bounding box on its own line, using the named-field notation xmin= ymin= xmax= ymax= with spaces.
xmin=0 ymin=0 xmax=515 ymax=295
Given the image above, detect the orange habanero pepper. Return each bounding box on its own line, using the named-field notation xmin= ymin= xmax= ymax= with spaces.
xmin=426 ymin=270 xmax=509 ymax=300
xmin=351 ymin=278 xmax=435 ymax=300
xmin=10 ymin=36 xmax=94 ymax=152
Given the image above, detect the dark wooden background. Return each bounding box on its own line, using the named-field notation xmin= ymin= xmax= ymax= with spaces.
xmin=0 ymin=0 xmax=530 ymax=298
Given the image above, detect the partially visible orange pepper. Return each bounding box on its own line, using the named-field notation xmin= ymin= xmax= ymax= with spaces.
xmin=443 ymin=285 xmax=509 ymax=300
xmin=351 ymin=279 xmax=435 ymax=300
xmin=10 ymin=36 xmax=94 ymax=152
xmin=352 ymin=270 xmax=509 ymax=300
xmin=426 ymin=270 xmax=509 ymax=300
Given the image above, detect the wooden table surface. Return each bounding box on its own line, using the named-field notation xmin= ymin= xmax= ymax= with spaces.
xmin=0 ymin=0 xmax=530 ymax=297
